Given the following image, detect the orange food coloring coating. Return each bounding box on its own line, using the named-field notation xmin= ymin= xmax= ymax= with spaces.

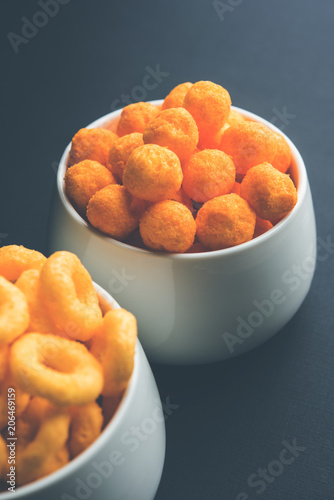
xmin=183 ymin=81 xmax=231 ymax=147
xmin=68 ymin=128 xmax=118 ymax=167
xmin=170 ymin=187 xmax=194 ymax=212
xmin=65 ymin=160 xmax=115 ymax=216
xmin=116 ymin=102 xmax=160 ymax=137
xmin=143 ymin=107 xmax=199 ymax=163
xmin=107 ymin=132 xmax=144 ymax=181
xmin=227 ymin=109 xmax=245 ymax=126
xmin=253 ymin=217 xmax=273 ymax=238
xmin=140 ymin=200 xmax=196 ymax=253
xmin=196 ymin=193 xmax=256 ymax=250
xmin=0 ymin=245 xmax=46 ymax=282
xmin=240 ymin=162 xmax=298 ymax=222
xmin=87 ymin=184 xmax=145 ymax=240
xmin=220 ymin=121 xmax=277 ymax=175
xmin=182 ymin=149 xmax=236 ymax=203
xmin=161 ymin=82 xmax=193 ymax=110
xmin=231 ymin=181 xmax=241 ymax=195
xmin=271 ymin=132 xmax=292 ymax=173
xmin=123 ymin=144 xmax=183 ymax=202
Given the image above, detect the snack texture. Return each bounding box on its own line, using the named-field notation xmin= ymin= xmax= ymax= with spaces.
xmin=69 ymin=128 xmax=118 ymax=167
xmin=0 ymin=246 xmax=137 ymax=490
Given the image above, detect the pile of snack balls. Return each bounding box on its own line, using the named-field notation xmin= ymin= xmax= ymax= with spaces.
xmin=64 ymin=81 xmax=298 ymax=253
xmin=0 ymin=245 xmax=137 ymax=489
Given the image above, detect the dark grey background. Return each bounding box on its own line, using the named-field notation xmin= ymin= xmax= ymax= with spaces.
xmin=1 ymin=0 xmax=333 ymax=499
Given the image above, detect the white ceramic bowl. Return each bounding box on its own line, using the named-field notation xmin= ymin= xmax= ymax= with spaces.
xmin=0 ymin=284 xmax=165 ymax=500
xmin=49 ymin=101 xmax=317 ymax=365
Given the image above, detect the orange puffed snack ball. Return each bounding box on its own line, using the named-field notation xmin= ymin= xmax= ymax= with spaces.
xmin=183 ymin=80 xmax=231 ymax=147
xmin=253 ymin=217 xmax=273 ymax=238
xmin=123 ymin=144 xmax=183 ymax=202
xmin=271 ymin=132 xmax=292 ymax=173
xmin=116 ymin=102 xmax=160 ymax=137
xmin=227 ymin=109 xmax=245 ymax=127
xmin=240 ymin=162 xmax=298 ymax=222
xmin=107 ymin=132 xmax=144 ymax=181
xmin=220 ymin=121 xmax=277 ymax=175
xmin=182 ymin=149 xmax=236 ymax=203
xmin=196 ymin=194 xmax=256 ymax=250
xmin=87 ymin=184 xmax=146 ymax=240
xmin=68 ymin=128 xmax=118 ymax=167
xmin=143 ymin=107 xmax=199 ymax=163
xmin=0 ymin=245 xmax=46 ymax=282
xmin=161 ymin=82 xmax=193 ymax=110
xmin=140 ymin=200 xmax=196 ymax=253
xmin=64 ymin=160 xmax=116 ymax=216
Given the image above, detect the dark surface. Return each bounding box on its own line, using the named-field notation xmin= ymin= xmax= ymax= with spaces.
xmin=1 ymin=0 xmax=334 ymax=498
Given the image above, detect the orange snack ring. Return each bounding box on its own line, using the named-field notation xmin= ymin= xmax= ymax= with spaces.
xmin=0 ymin=276 xmax=29 ymax=346
xmin=64 ymin=160 xmax=116 ymax=216
xmin=161 ymin=82 xmax=193 ymax=110
xmin=143 ymin=107 xmax=199 ymax=163
xmin=196 ymin=194 xmax=256 ymax=250
xmin=90 ymin=308 xmax=137 ymax=397
xmin=253 ymin=217 xmax=274 ymax=238
xmin=123 ymin=144 xmax=183 ymax=202
xmin=10 ymin=333 xmax=104 ymax=406
xmin=116 ymin=102 xmax=160 ymax=137
xmin=87 ymin=184 xmax=146 ymax=240
xmin=107 ymin=132 xmax=144 ymax=181
xmin=232 ymin=181 xmax=241 ymax=195
xmin=69 ymin=402 xmax=103 ymax=458
xmin=16 ymin=397 xmax=54 ymax=448
xmin=16 ymin=408 xmax=70 ymax=486
xmin=16 ymin=269 xmax=57 ymax=334
xmin=139 ymin=200 xmax=196 ymax=253
xmin=0 ymin=245 xmax=46 ymax=282
xmin=102 ymin=395 xmax=122 ymax=426
xmin=271 ymin=132 xmax=292 ymax=173
xmin=170 ymin=187 xmax=194 ymax=212
xmin=227 ymin=109 xmax=245 ymax=126
xmin=220 ymin=121 xmax=278 ymax=175
xmin=68 ymin=128 xmax=118 ymax=167
xmin=183 ymin=80 xmax=231 ymax=146
xmin=182 ymin=149 xmax=236 ymax=203
xmin=39 ymin=251 xmax=102 ymax=341
xmin=240 ymin=162 xmax=298 ymax=222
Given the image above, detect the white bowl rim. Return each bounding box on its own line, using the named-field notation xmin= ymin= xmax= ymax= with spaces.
xmin=56 ymin=100 xmax=308 ymax=261
xmin=0 ymin=283 xmax=142 ymax=498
